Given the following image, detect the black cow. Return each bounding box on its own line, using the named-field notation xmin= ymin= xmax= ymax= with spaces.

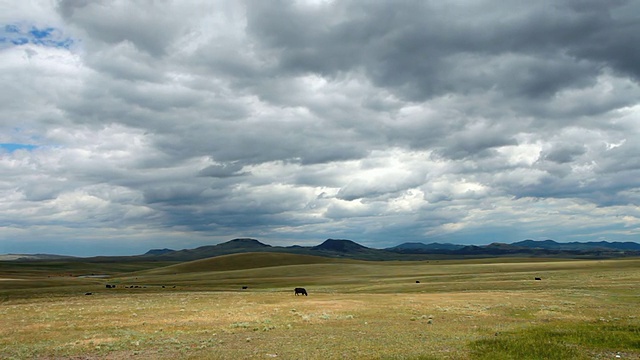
xmin=535 ymin=277 xmax=542 ymax=281
xmin=294 ymin=287 xmax=308 ymax=296
xmin=85 ymin=292 xmax=93 ymax=295
xmin=242 ymin=286 xmax=248 ymax=290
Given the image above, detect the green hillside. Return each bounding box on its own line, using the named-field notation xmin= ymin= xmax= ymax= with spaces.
xmin=143 ymin=252 xmax=350 ymax=275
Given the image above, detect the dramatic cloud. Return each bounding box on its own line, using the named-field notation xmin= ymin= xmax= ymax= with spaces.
xmin=1 ymin=0 xmax=639 ymax=256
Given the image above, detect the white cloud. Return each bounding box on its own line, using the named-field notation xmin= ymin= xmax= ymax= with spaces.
xmin=1 ymin=0 xmax=640 ymax=255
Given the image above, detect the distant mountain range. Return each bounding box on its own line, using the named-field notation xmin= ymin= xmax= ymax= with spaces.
xmin=387 ymin=239 xmax=640 ymax=255
xmin=4 ymin=238 xmax=640 ymax=262
xmin=0 ymin=253 xmax=76 ymax=261
xmin=138 ymin=238 xmax=392 ymax=262
xmin=512 ymin=239 xmax=640 ymax=251
xmin=386 ymin=242 xmax=466 ymax=252
xmin=134 ymin=238 xmax=640 ymax=262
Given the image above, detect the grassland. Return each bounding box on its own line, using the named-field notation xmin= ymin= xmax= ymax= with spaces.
xmin=1 ymin=253 xmax=639 ymax=359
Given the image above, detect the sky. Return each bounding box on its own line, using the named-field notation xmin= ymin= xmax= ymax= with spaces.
xmin=1 ymin=0 xmax=640 ymax=257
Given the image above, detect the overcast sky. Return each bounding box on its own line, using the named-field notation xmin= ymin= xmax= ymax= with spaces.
xmin=1 ymin=0 xmax=639 ymax=256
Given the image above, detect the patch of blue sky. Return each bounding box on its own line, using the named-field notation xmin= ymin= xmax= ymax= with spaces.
xmin=0 ymin=143 xmax=38 ymax=153
xmin=36 ymin=37 xmax=74 ymax=49
xmin=11 ymin=37 xmax=29 ymax=45
xmin=1 ymin=24 xmax=74 ymax=49
xmin=0 ymin=143 xmax=39 ymax=153
xmin=0 ymin=143 xmax=39 ymax=152
xmin=29 ymin=27 xmax=55 ymax=39
xmin=5 ymin=24 xmax=21 ymax=33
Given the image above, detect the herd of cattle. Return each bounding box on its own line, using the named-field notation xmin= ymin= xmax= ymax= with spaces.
xmin=94 ymin=284 xmax=310 ymax=296
xmin=87 ymin=277 xmax=544 ymax=295
xmin=102 ymin=284 xmax=177 ymax=289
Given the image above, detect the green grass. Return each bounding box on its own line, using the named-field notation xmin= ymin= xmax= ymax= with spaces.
xmin=1 ymin=254 xmax=640 ymax=359
xmin=470 ymin=321 xmax=640 ymax=360
xmin=144 ymin=252 xmax=347 ymax=274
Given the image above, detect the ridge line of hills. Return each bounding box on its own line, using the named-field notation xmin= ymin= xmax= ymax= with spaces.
xmin=4 ymin=238 xmax=640 ymax=262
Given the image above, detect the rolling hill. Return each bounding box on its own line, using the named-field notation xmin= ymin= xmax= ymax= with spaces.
xmin=146 ymin=252 xmax=343 ymax=275
xmin=0 ymin=254 xmax=76 ymax=261
xmin=142 ymin=238 xmax=274 ymax=261
xmin=386 ymin=242 xmax=465 ymax=252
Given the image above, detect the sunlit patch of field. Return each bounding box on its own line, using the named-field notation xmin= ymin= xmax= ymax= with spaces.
xmin=1 ymin=254 xmax=639 ymax=359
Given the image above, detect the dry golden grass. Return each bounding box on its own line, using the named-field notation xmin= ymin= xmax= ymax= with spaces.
xmin=1 ymin=254 xmax=639 ymax=359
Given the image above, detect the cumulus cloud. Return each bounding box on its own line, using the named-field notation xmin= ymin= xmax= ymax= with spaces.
xmin=1 ymin=0 xmax=639 ymax=255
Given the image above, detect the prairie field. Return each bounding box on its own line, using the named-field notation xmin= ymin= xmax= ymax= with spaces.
xmin=1 ymin=253 xmax=639 ymax=359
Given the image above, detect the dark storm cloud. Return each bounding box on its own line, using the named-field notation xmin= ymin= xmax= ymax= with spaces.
xmin=541 ymin=144 xmax=587 ymax=164
xmin=57 ymin=0 xmax=187 ymax=57
xmin=433 ymin=122 xmax=519 ymax=160
xmin=198 ymin=162 xmax=247 ymax=178
xmin=246 ymin=0 xmax=639 ymax=102
xmin=598 ymin=141 xmax=640 ymax=174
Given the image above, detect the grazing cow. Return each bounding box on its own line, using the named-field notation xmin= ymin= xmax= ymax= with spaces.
xmin=535 ymin=277 xmax=542 ymax=281
xmin=242 ymin=286 xmax=248 ymax=290
xmin=85 ymin=292 xmax=93 ymax=295
xmin=416 ymin=281 xmax=420 ymax=283
xmin=294 ymin=287 xmax=308 ymax=296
